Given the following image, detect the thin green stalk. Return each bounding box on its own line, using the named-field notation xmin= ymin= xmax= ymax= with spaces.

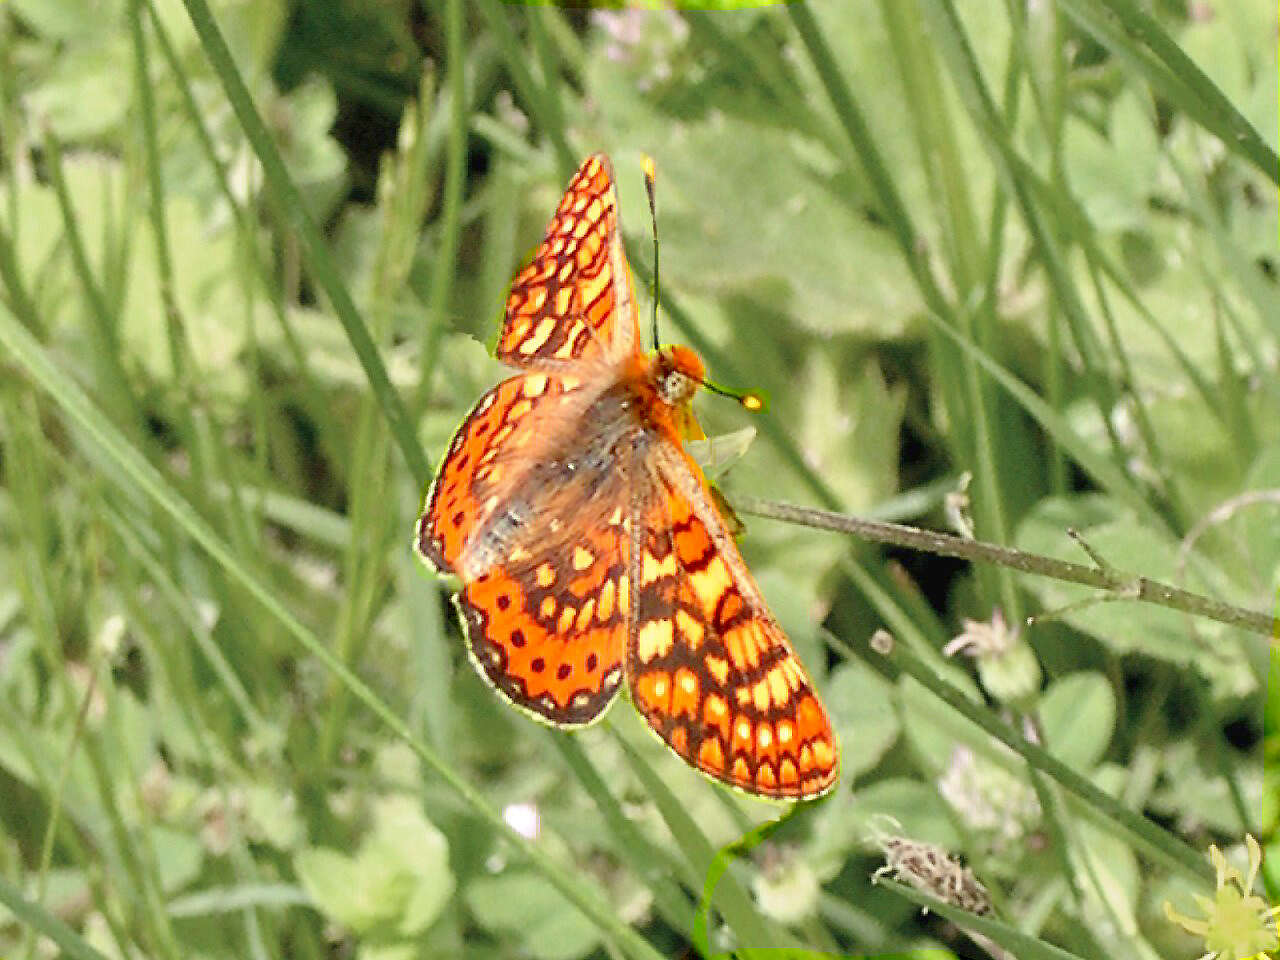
xmin=551 ymin=737 xmax=698 ymax=937
xmin=787 ymin=1 xmax=951 ymax=320
xmin=475 ymin=0 xmax=575 ymax=176
xmin=612 ymin=728 xmax=783 ymax=951
xmin=142 ymin=0 xmax=338 ymax=451
xmin=42 ymin=132 xmax=143 ymax=435
xmin=919 ymin=0 xmax=1140 ymax=508
xmin=877 ymin=878 xmax=1090 ymax=960
xmin=739 ymin=494 xmax=1274 ymax=638
xmin=414 ymin=0 xmax=465 ymax=415
xmin=0 ymin=875 xmax=113 ymax=960
xmin=178 ymin=0 xmax=430 ymax=486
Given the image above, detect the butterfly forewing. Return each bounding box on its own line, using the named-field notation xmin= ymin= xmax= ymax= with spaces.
xmin=419 ymin=371 xmax=644 ymax=726
xmin=626 ymin=450 xmax=839 ymax=799
xmin=497 ymin=154 xmax=638 ymax=368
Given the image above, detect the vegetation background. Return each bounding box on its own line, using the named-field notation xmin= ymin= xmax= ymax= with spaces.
xmin=0 ymin=0 xmax=1275 ymax=958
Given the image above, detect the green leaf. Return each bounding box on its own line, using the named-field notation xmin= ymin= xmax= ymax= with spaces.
xmin=152 ymin=825 xmax=205 ymax=894
xmin=1038 ymin=672 xmax=1116 ymax=772
xmin=294 ymin=848 xmax=362 ymax=929
xmin=465 ymin=871 xmax=601 ymax=960
xmin=1070 ymin=819 xmax=1140 ymax=937
xmin=826 ymin=659 xmax=899 ymax=779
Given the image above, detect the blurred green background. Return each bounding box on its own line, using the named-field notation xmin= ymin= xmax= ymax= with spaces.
xmin=0 ymin=1 xmax=1276 ymax=958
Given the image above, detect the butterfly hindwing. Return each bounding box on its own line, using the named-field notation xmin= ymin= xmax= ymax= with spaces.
xmin=455 ymin=516 xmax=629 ymax=727
xmin=626 ymin=450 xmax=839 ymax=799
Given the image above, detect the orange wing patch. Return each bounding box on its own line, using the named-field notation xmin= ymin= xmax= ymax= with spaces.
xmin=457 ymin=517 xmax=629 ymax=726
xmin=627 ymin=467 xmax=839 ymax=799
xmin=497 ymin=154 xmax=638 ymax=367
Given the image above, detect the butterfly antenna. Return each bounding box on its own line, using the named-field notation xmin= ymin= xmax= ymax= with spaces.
xmin=702 ymin=378 xmax=770 ymax=414
xmin=643 ymin=155 xmax=661 ymax=351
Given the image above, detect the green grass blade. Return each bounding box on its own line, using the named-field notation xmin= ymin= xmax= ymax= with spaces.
xmin=0 ymin=873 xmax=113 ymax=960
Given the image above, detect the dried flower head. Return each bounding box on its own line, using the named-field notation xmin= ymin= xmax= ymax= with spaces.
xmin=1164 ymin=834 xmax=1279 ymax=960
xmin=945 ymin=609 xmax=1042 ymax=704
xmin=871 ymin=830 xmax=992 ymax=917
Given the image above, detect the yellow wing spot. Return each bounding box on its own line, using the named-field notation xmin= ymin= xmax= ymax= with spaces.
xmin=554 ymin=286 xmax=574 ymax=316
xmin=518 ymin=315 xmax=556 ymax=355
xmin=597 ymin=579 xmax=616 ymax=622
xmin=579 ymin=269 xmax=608 ymax=307
xmin=641 ymin=550 xmax=677 ymax=586
xmin=553 ymin=326 xmax=581 ymax=360
xmin=652 ymin=675 xmax=668 ymax=699
xmin=493 ymin=424 xmax=513 ymax=445
xmin=572 ymin=546 xmax=595 ymax=571
xmin=618 ymin=574 xmax=630 ymax=616
xmin=767 ymin=666 xmax=789 ymax=708
xmin=557 ymin=605 xmax=576 ymax=635
xmin=679 ymin=671 xmax=698 ymax=695
xmin=540 ymin=596 xmax=557 ymax=619
xmin=560 ymin=375 xmax=581 ymax=392
xmin=636 ymin=618 xmax=675 ymax=663
xmin=527 ymin=287 xmax=547 ymax=312
xmin=707 ymin=695 xmax=728 ymax=717
xmin=751 ymin=679 xmax=770 ymax=713
xmin=575 ymin=598 xmax=596 ymax=631
xmin=557 ymin=259 xmax=574 ymax=282
xmin=688 ymin=557 xmax=732 ymax=610
xmin=674 ymin=609 xmax=704 ymax=648
xmin=536 ymin=563 xmax=556 ymax=588
xmin=585 ymin=197 xmax=603 ymax=223
xmin=777 ymin=721 xmax=794 ymax=746
xmin=757 ymin=724 xmax=773 ymax=751
xmin=736 ymin=719 xmax=753 ymax=746
xmin=508 ymin=399 xmax=533 ymax=420
xmin=523 ymin=374 xmax=549 ymax=397
xmin=705 ymin=655 xmax=729 ymax=686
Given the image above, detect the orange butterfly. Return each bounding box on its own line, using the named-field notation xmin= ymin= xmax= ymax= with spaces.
xmin=415 ymin=154 xmax=838 ymax=799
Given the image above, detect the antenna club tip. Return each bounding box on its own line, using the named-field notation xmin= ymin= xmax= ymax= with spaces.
xmin=642 ymin=154 xmax=656 ymax=183
xmin=741 ymin=393 xmax=766 ymax=413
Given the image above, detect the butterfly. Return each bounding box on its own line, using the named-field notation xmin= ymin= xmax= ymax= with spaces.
xmin=415 ymin=154 xmax=838 ymax=799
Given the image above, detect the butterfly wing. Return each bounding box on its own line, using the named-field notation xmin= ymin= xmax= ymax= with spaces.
xmin=626 ymin=447 xmax=840 ymax=798
xmin=416 ymin=371 xmax=637 ymax=726
xmin=497 ymin=154 xmax=640 ymax=368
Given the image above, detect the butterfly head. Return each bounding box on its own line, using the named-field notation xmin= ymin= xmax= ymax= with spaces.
xmin=654 ymin=345 xmax=706 ymax=408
